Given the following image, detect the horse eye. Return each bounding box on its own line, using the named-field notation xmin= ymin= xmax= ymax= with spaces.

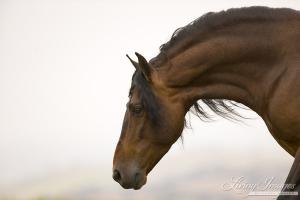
xmin=131 ymin=104 xmax=143 ymax=114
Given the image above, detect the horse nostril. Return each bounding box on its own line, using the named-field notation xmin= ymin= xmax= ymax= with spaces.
xmin=113 ymin=169 xmax=122 ymax=182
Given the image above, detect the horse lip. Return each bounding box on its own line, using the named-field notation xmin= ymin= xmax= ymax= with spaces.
xmin=134 ymin=175 xmax=147 ymax=190
xmin=118 ymin=175 xmax=147 ymax=190
xmin=120 ymin=181 xmax=144 ymax=190
xmin=133 ymin=184 xmax=142 ymax=190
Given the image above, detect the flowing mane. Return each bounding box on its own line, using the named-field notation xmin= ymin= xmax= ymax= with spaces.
xmin=158 ymin=6 xmax=299 ymax=61
xmin=148 ymin=6 xmax=300 ymax=122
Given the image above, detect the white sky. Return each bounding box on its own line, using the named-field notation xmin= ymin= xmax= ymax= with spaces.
xmin=0 ymin=0 xmax=299 ymax=191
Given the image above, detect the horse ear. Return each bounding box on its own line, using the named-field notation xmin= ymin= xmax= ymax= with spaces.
xmin=135 ymin=52 xmax=151 ymax=81
xmin=126 ymin=54 xmax=139 ymax=70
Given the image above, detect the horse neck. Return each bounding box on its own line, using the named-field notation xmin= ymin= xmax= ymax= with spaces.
xmin=160 ymin=27 xmax=282 ymax=115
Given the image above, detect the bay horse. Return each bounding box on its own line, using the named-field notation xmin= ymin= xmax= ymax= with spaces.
xmin=112 ymin=6 xmax=300 ymax=199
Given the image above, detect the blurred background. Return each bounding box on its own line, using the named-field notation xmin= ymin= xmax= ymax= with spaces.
xmin=0 ymin=0 xmax=299 ymax=199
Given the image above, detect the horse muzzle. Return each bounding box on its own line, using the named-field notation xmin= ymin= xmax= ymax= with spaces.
xmin=112 ymin=165 xmax=147 ymax=190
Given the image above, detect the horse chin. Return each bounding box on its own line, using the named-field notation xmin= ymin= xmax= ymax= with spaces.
xmin=119 ymin=174 xmax=147 ymax=190
xmin=133 ymin=175 xmax=147 ymax=190
xmin=133 ymin=183 xmax=144 ymax=190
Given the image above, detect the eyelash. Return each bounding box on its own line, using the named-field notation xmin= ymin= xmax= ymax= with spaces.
xmin=128 ymin=104 xmax=143 ymax=115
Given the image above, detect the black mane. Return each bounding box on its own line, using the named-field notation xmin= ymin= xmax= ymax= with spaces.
xmin=136 ymin=7 xmax=299 ymax=124
xmin=149 ymin=6 xmax=299 ymax=122
xmin=159 ymin=6 xmax=298 ymax=57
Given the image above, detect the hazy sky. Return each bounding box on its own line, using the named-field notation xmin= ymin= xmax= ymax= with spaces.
xmin=0 ymin=0 xmax=299 ymax=196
